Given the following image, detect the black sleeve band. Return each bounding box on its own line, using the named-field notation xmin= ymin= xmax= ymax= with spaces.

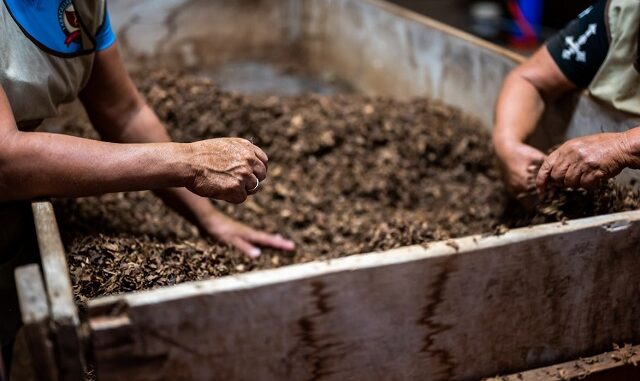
xmin=545 ymin=0 xmax=610 ymax=88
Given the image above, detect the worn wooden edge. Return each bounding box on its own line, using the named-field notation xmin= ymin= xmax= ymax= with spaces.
xmin=14 ymin=264 xmax=59 ymax=381
xmin=287 ymin=0 xmax=302 ymax=40
xmin=31 ymin=202 xmax=86 ymax=381
xmin=88 ymin=209 xmax=640 ymax=309
xmin=15 ymin=265 xmax=49 ymax=324
xmin=31 ymin=202 xmax=78 ymax=324
xmin=363 ymin=0 xmax=603 ymax=136
xmin=485 ymin=344 xmax=640 ymax=381
xmin=86 ymin=207 xmax=640 ymax=380
xmin=365 ymin=0 xmax=526 ymax=64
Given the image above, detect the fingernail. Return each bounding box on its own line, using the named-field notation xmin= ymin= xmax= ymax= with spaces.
xmin=249 ymin=248 xmax=262 ymax=258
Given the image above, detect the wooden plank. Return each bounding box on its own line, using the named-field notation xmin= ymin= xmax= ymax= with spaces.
xmin=485 ymin=344 xmax=640 ymax=381
xmin=108 ymin=0 xmax=291 ymax=70
xmin=107 ymin=0 xmax=521 ymax=129
xmin=15 ymin=265 xmax=49 ymax=328
xmin=31 ymin=202 xmax=85 ymax=381
xmin=360 ymin=0 xmax=523 ymax=62
xmin=301 ymin=0 xmax=522 ymax=129
xmin=31 ymin=202 xmax=77 ymax=325
xmin=88 ymin=211 xmax=640 ymax=381
xmin=13 ymin=264 xmax=58 ymax=381
xmin=10 ymin=331 xmax=46 ymax=381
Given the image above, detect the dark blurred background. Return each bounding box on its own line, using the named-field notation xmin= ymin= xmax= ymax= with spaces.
xmin=388 ymin=0 xmax=598 ymax=50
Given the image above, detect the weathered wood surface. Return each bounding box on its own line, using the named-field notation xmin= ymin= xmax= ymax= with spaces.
xmin=89 ymin=211 xmax=640 ymax=381
xmin=15 ymin=265 xmax=49 ymax=329
xmin=303 ymin=0 xmax=522 ymax=129
xmin=486 ymin=344 xmax=640 ymax=381
xmin=13 ymin=264 xmax=58 ymax=381
xmin=31 ymin=202 xmax=85 ymax=381
xmin=32 ymin=203 xmax=77 ymax=324
xmin=108 ymin=0 xmax=292 ymax=70
xmin=106 ymin=0 xmax=521 ymax=130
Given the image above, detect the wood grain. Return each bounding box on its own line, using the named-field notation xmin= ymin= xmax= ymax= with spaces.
xmin=31 ymin=202 xmax=85 ymax=381
xmin=89 ymin=211 xmax=640 ymax=380
xmin=14 ymin=264 xmax=58 ymax=381
xmin=486 ymin=344 xmax=640 ymax=381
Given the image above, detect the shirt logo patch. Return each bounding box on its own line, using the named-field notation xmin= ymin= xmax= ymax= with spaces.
xmin=562 ymin=23 xmax=597 ymax=63
xmin=57 ymin=0 xmax=81 ymax=46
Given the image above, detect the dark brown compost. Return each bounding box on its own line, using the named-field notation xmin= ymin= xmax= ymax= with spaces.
xmin=51 ymin=70 xmax=640 ymax=302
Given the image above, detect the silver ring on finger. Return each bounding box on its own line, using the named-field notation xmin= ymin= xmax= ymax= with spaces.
xmin=248 ymin=178 xmax=260 ymax=192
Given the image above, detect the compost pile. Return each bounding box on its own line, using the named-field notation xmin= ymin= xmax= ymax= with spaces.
xmin=53 ymin=70 xmax=640 ymax=302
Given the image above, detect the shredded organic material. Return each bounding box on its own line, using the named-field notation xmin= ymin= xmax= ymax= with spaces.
xmin=51 ymin=70 xmax=640 ymax=302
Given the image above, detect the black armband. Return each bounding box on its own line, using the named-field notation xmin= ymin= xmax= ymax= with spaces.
xmin=545 ymin=0 xmax=610 ymax=88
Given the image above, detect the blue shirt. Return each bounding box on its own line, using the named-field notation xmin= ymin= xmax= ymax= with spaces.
xmin=3 ymin=0 xmax=116 ymax=57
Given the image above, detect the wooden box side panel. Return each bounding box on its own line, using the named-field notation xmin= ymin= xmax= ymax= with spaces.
xmin=89 ymin=213 xmax=640 ymax=381
xmin=301 ymin=0 xmax=523 ymax=129
xmin=107 ymin=0 xmax=294 ymax=70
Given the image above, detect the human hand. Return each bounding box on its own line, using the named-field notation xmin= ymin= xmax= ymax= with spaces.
xmin=186 ymin=138 xmax=268 ymax=204
xmin=536 ymin=132 xmax=636 ymax=194
xmin=202 ymin=212 xmax=296 ymax=258
xmin=495 ymin=141 xmax=547 ymax=203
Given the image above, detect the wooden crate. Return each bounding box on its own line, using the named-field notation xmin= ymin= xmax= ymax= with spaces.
xmin=16 ymin=1 xmax=640 ymax=380
xmin=486 ymin=344 xmax=640 ymax=381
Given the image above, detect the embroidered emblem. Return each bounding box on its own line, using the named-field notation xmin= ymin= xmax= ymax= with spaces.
xmin=57 ymin=0 xmax=81 ymax=46
xmin=562 ymin=23 xmax=597 ymax=63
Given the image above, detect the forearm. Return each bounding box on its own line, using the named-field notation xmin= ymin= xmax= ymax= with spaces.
xmin=493 ymin=70 xmax=546 ymax=155
xmin=622 ymin=127 xmax=640 ymax=169
xmin=493 ymin=45 xmax=577 ymax=158
xmin=79 ymin=43 xmax=219 ymax=226
xmin=0 ymin=130 xmax=191 ymax=201
xmin=155 ymin=187 xmax=223 ymax=228
xmin=99 ymin=103 xmax=220 ymax=227
xmin=77 ymin=42 xmax=291 ymax=254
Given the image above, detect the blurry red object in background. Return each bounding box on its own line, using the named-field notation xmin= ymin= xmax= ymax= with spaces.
xmin=508 ymin=0 xmax=541 ymax=48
